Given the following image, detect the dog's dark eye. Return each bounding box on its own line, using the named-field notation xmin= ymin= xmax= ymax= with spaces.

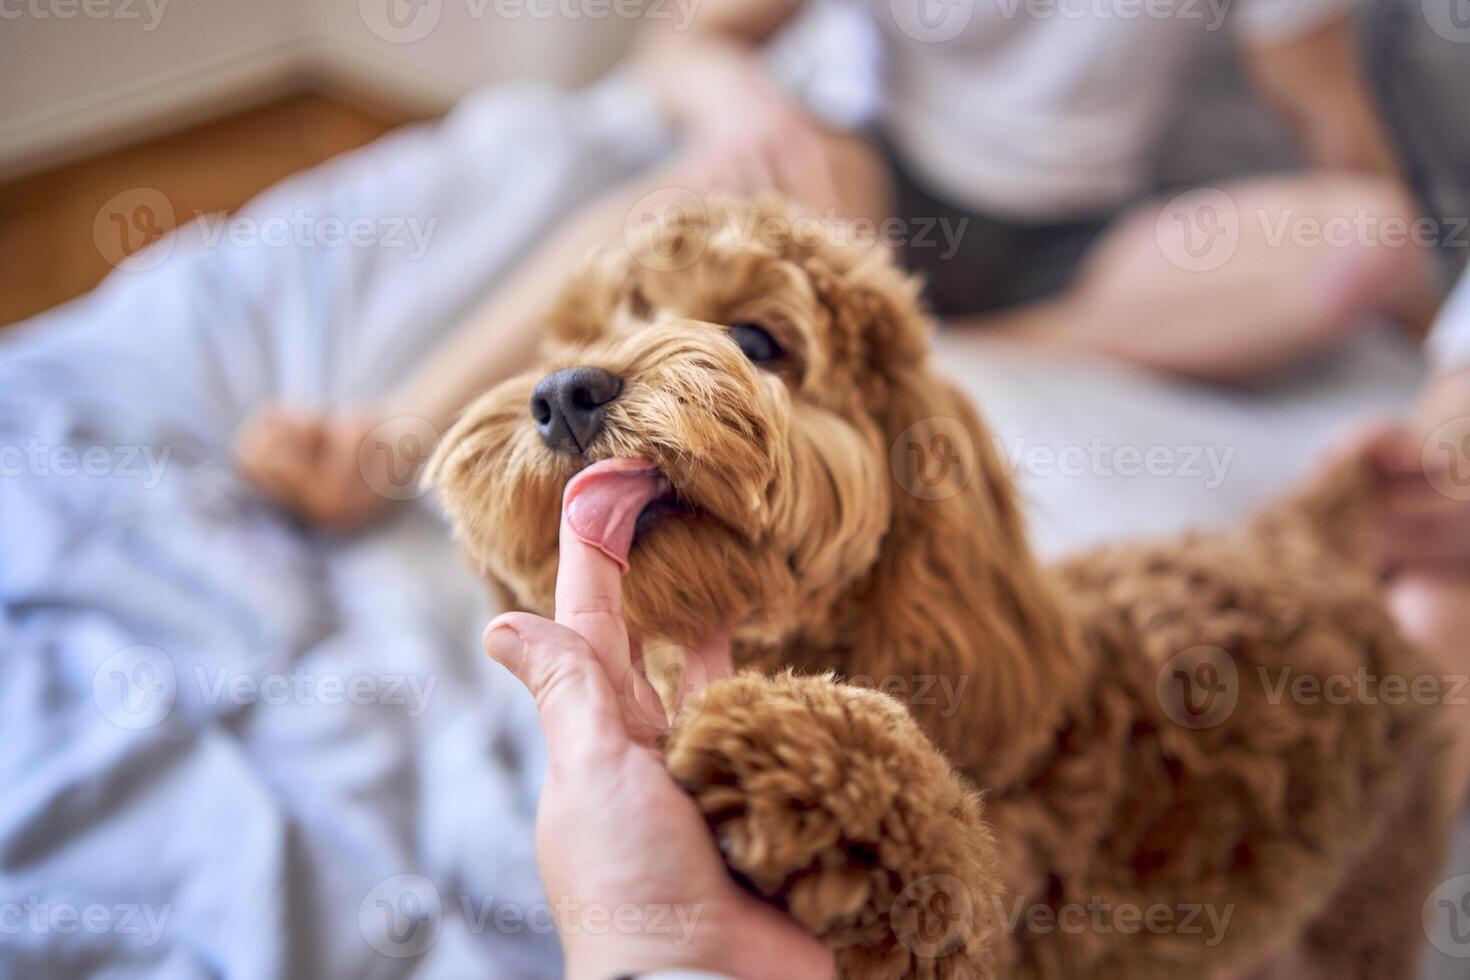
xmin=729 ymin=323 xmax=782 ymax=365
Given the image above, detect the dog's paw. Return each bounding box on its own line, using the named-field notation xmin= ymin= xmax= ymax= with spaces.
xmin=665 ymin=670 xmax=1004 ymax=978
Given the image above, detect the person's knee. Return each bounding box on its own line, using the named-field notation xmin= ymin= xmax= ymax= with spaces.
xmin=1274 ymin=173 xmax=1435 ymax=335
xmin=1308 ymin=172 xmax=1416 ymax=223
xmin=1291 ymin=173 xmax=1430 ymax=270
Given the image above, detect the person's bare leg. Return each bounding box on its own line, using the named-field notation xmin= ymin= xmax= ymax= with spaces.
xmin=235 ymin=131 xmax=890 ymax=528
xmin=975 ymin=173 xmax=1440 ymax=383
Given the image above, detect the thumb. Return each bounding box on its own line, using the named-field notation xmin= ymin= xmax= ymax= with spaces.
xmin=486 ymin=612 xmax=635 ymax=764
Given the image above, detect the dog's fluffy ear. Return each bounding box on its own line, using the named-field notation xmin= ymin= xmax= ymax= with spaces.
xmin=801 ymin=248 xmax=930 ymax=390
xmin=812 ymin=252 xmax=1088 ymax=787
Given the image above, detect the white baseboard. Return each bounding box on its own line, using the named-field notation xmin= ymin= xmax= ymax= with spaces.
xmin=304 ymin=33 xmax=466 ymax=118
xmin=0 ymin=34 xmax=309 ymax=181
xmin=0 ymin=32 xmax=468 ymax=183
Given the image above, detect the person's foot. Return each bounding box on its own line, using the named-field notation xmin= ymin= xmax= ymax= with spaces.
xmin=234 ymin=407 xmax=432 ymax=530
xmin=1306 ymin=240 xmax=1412 ymax=340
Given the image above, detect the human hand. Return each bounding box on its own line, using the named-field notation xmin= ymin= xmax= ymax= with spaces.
xmin=642 ymin=37 xmax=847 ymax=214
xmin=1346 ymin=370 xmax=1470 ymax=573
xmin=1318 ymin=406 xmax=1470 ymax=691
xmin=482 ymin=508 xmax=833 ymax=980
xmin=682 ymin=92 xmax=847 ymax=214
xmin=234 ymin=407 xmax=432 ymax=531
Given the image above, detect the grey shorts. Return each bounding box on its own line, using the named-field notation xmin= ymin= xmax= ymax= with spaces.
xmin=876 ymin=135 xmax=1116 ymax=318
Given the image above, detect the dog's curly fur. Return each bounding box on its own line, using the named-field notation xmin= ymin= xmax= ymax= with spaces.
xmin=428 ymin=198 xmax=1459 ymax=978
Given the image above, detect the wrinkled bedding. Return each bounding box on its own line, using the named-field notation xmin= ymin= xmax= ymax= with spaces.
xmin=0 ymin=79 xmax=667 ymax=980
xmin=0 ymin=68 xmax=1464 ymax=978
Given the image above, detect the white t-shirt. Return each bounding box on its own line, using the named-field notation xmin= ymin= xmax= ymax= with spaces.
xmin=871 ymin=0 xmax=1354 ymax=219
xmin=1428 ymin=263 xmax=1470 ymax=371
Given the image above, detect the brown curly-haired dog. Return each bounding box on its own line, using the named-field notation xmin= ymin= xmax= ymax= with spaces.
xmin=428 ymin=198 xmax=1459 ymax=978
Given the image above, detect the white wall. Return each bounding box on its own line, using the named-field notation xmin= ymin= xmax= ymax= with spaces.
xmin=0 ymin=0 xmax=639 ymax=178
xmin=308 ymin=0 xmax=639 ymax=102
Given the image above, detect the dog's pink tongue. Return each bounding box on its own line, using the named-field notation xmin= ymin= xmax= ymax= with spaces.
xmin=563 ymin=458 xmax=665 ymax=574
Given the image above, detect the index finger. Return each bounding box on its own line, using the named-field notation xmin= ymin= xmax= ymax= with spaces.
xmin=555 ymin=510 xmax=633 ymax=680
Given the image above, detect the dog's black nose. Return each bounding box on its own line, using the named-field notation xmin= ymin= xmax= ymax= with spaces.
xmin=530 ymin=366 xmax=622 ymax=454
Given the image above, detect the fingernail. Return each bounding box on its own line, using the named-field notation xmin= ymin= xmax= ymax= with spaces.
xmin=485 ymin=626 xmax=525 ymax=672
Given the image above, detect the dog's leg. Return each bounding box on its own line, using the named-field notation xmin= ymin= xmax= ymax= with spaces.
xmin=1298 ymin=739 xmax=1458 ymax=978
xmin=1250 ymin=453 xmax=1379 ymax=570
xmin=665 ymin=670 xmax=1007 ymax=979
xmin=1216 ymin=788 xmax=1453 ymax=980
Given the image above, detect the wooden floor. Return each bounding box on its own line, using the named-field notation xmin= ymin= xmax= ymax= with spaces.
xmin=0 ymin=92 xmax=424 ymax=328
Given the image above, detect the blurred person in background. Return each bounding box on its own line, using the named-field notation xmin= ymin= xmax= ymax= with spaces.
xmin=236 ymin=0 xmax=1469 ymax=671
